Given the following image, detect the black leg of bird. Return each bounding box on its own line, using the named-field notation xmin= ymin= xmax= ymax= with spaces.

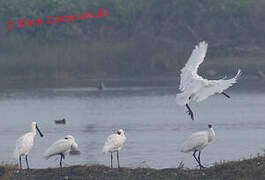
xmin=198 ymin=151 xmax=205 ymax=169
xmin=111 ymin=152 xmax=113 ymax=168
xmin=59 ymin=153 xmax=64 ymax=177
xmin=19 ymin=155 xmax=22 ymax=170
xmin=117 ymin=151 xmax=120 ymax=168
xmin=185 ymin=104 xmax=194 ymax=120
xmin=25 ymin=155 xmax=29 ymax=170
xmin=59 ymin=153 xmax=63 ymax=169
xmin=193 ymin=151 xmax=200 ymax=164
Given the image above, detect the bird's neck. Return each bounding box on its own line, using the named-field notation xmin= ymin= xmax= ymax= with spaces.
xmin=32 ymin=126 xmax=36 ymax=135
xmin=208 ymin=128 xmax=215 ymax=142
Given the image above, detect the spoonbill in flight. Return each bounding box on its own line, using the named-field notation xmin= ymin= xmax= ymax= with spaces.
xmin=180 ymin=124 xmax=215 ymax=169
xmin=103 ymin=129 xmax=126 ymax=168
xmin=176 ymin=41 xmax=241 ymax=120
xmin=13 ymin=122 xmax=44 ymax=170
xmin=43 ymin=135 xmax=78 ymax=169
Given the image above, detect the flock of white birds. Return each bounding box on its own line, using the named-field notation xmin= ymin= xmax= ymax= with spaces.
xmin=12 ymin=41 xmax=240 ymax=171
xmin=13 ymin=122 xmax=126 ymax=170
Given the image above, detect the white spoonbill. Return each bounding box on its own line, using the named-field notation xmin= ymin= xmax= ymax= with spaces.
xmin=43 ymin=135 xmax=78 ymax=169
xmin=180 ymin=124 xmax=215 ymax=169
xmin=103 ymin=129 xmax=126 ymax=168
xmin=176 ymin=41 xmax=241 ymax=120
xmin=13 ymin=122 xmax=44 ymax=169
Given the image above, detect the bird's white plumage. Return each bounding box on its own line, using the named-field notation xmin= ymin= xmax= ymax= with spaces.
xmin=13 ymin=122 xmax=39 ymax=160
xmin=193 ymin=70 xmax=241 ymax=102
xmin=103 ymin=129 xmax=126 ymax=154
xmin=176 ymin=41 xmax=241 ymax=106
xmin=44 ymin=135 xmax=78 ymax=160
xmin=180 ymin=127 xmax=215 ymax=153
xmin=179 ymin=41 xmax=208 ymax=92
xmin=14 ymin=133 xmax=34 ymax=159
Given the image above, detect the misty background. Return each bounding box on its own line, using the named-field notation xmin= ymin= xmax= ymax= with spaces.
xmin=0 ymin=0 xmax=264 ymax=87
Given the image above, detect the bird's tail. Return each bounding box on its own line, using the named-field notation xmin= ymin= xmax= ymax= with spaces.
xmin=13 ymin=147 xmax=19 ymax=161
xmin=43 ymin=150 xmax=53 ymax=160
xmin=103 ymin=145 xmax=110 ymax=154
xmin=176 ymin=92 xmax=190 ymax=106
xmin=180 ymin=141 xmax=190 ymax=153
xmin=43 ymin=153 xmax=51 ymax=160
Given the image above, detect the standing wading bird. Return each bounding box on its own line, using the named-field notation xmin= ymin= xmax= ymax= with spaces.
xmin=176 ymin=41 xmax=241 ymax=120
xmin=180 ymin=124 xmax=215 ymax=169
xmin=103 ymin=129 xmax=126 ymax=168
xmin=13 ymin=122 xmax=44 ymax=170
xmin=43 ymin=135 xmax=78 ymax=170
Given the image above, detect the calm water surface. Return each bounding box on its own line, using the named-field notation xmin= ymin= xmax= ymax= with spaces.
xmin=0 ymin=84 xmax=264 ymax=169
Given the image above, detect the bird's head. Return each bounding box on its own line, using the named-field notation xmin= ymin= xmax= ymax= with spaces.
xmin=32 ymin=122 xmax=37 ymax=127
xmin=64 ymin=135 xmax=75 ymax=140
xmin=117 ymin=129 xmax=125 ymax=136
xmin=208 ymin=124 xmax=212 ymax=129
xmin=64 ymin=135 xmax=79 ymax=153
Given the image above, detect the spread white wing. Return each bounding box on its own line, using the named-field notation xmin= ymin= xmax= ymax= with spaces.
xmin=193 ymin=69 xmax=241 ymax=102
xmin=179 ymin=41 xmax=208 ymax=91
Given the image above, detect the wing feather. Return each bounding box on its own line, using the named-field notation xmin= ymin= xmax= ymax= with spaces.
xmin=180 ymin=131 xmax=208 ymax=152
xmin=13 ymin=133 xmax=33 ymax=159
xmin=179 ymin=41 xmax=208 ymax=91
xmin=103 ymin=134 xmax=126 ymax=153
xmin=193 ymin=69 xmax=241 ymax=102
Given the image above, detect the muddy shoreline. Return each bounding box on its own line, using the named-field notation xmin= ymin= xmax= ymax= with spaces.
xmin=1 ymin=155 xmax=265 ymax=180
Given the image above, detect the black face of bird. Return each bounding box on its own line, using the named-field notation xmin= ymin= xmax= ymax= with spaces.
xmin=117 ymin=131 xmax=121 ymax=135
xmin=208 ymin=124 xmax=212 ymax=128
xmin=36 ymin=124 xmax=44 ymax=137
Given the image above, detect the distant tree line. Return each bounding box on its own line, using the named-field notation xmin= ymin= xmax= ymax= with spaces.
xmin=0 ymin=0 xmax=264 ymax=81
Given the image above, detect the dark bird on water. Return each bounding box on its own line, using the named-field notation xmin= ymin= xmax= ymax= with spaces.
xmin=55 ymin=118 xmax=67 ymax=124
